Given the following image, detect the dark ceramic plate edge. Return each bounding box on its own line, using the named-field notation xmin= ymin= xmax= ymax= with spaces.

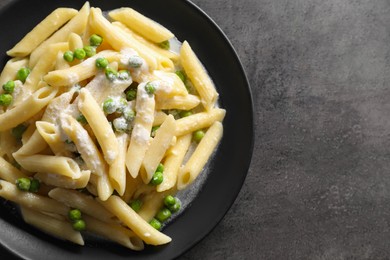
xmin=0 ymin=0 xmax=254 ymax=259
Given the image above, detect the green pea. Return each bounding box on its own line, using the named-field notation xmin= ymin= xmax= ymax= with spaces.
xmin=2 ymin=80 xmax=15 ymax=93
xmin=29 ymin=179 xmax=40 ymax=193
xmin=156 ymin=163 xmax=164 ymax=173
xmin=193 ymin=130 xmax=205 ymax=143
xmin=118 ymin=70 xmax=131 ymax=80
xmin=63 ymin=51 xmax=74 ymax=62
xmin=74 ymin=48 xmax=86 ymax=60
xmin=164 ymin=195 xmax=176 ymax=207
xmin=128 ymin=55 xmax=143 ymax=68
xmin=158 ymin=40 xmax=170 ymax=50
xmin=16 ymin=68 xmax=30 ymax=83
xmin=150 ymin=171 xmax=163 ymax=185
xmin=175 ymin=70 xmax=186 ymax=82
xmin=89 ymin=34 xmax=103 ymax=46
xmin=83 ymin=45 xmax=96 ymax=57
xmin=102 ymin=98 xmax=116 ymax=114
xmin=16 ymin=178 xmax=31 ymax=191
xmin=125 ymin=89 xmax=137 ymax=101
xmin=0 ymin=93 xmax=12 ymax=106
xmin=144 ymin=82 xmax=156 ymax=95
xmin=156 ymin=208 xmax=172 ymax=222
xmin=68 ymin=209 xmax=82 ymax=222
xmin=72 ymin=219 xmax=86 ymax=231
xmin=12 ymin=124 xmax=27 ymax=140
xmin=151 ymin=125 xmax=160 ymax=137
xmin=105 ymin=67 xmax=118 ymax=81
xmin=113 ymin=117 xmax=129 ymax=132
xmin=76 ymin=114 xmax=87 ymax=124
xmin=149 ymin=218 xmax=162 ymax=230
xmin=95 ymin=57 xmax=109 ymax=69
xmin=168 ymin=201 xmax=181 ymax=213
xmin=129 ymin=199 xmax=142 ymax=212
xmin=123 ymin=108 xmax=135 ymax=121
xmin=179 ymin=110 xmax=192 ymax=118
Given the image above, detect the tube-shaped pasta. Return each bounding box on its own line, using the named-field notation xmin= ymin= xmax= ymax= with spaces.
xmin=109 ymin=133 xmax=129 ymax=196
xmin=174 ymin=108 xmax=226 ymax=136
xmin=177 ymin=121 xmax=223 ymax=190
xmin=48 ymin=188 xmax=116 ymax=223
xmin=15 ymin=154 xmax=81 ymax=179
xmin=60 ymin=115 xmax=107 ymax=176
xmin=0 ymin=180 xmax=69 ymax=216
xmin=36 ymin=122 xmax=72 ymax=157
xmin=7 ymin=8 xmax=78 ymax=57
xmin=24 ymin=42 xmax=68 ymax=92
xmin=29 ymin=2 xmax=90 ymax=68
xmin=99 ymin=195 xmax=172 ymax=245
xmin=89 ymin=8 xmax=173 ymax=71
xmin=0 ymin=86 xmax=58 ymax=131
xmin=35 ymin=170 xmax=90 ymax=190
xmin=0 ymin=156 xmax=29 ymax=183
xmin=180 ymin=41 xmax=219 ymax=110
xmin=137 ymin=190 xmax=170 ymax=222
xmin=155 ymin=94 xmax=200 ymax=110
xmin=109 ymin=8 xmax=174 ymax=43
xmin=13 ymin=130 xmax=48 ymax=157
xmin=43 ymin=50 xmax=117 ymax=87
xmin=68 ymin=32 xmax=83 ymax=51
xmin=0 ymin=58 xmax=28 ymax=88
xmin=78 ymin=88 xmax=119 ymax=165
xmin=20 ymin=207 xmax=84 ymax=246
xmin=157 ymin=134 xmax=192 ymax=192
xmin=111 ymin=21 xmax=179 ymax=62
xmin=126 ymin=83 xmax=155 ymax=178
xmin=142 ymin=114 xmax=176 ymax=183
xmin=83 ymin=215 xmax=144 ymax=250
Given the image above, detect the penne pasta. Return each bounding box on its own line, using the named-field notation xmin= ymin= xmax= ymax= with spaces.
xmin=99 ymin=195 xmax=172 ymax=245
xmin=7 ymin=8 xmax=78 ymax=57
xmin=177 ymin=121 xmax=223 ymax=190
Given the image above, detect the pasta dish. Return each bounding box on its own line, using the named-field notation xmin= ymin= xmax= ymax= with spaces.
xmin=0 ymin=2 xmax=225 ymax=250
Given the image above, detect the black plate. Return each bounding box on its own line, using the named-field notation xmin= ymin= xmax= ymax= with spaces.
xmin=0 ymin=0 xmax=253 ymax=259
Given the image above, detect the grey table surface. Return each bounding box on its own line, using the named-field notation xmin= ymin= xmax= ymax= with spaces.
xmin=1 ymin=0 xmax=390 ymax=259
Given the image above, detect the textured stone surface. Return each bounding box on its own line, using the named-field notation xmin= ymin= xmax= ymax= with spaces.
xmin=184 ymin=0 xmax=390 ymax=259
